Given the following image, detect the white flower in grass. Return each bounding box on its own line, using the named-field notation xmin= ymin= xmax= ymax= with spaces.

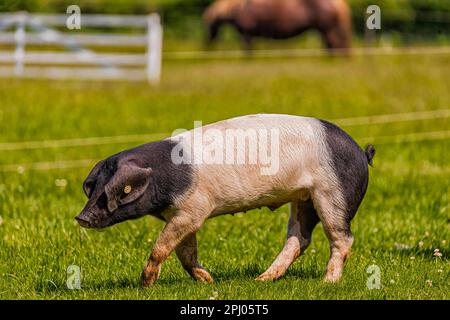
xmin=389 ymin=279 xmax=395 ymax=284
xmin=209 ymin=291 xmax=219 ymax=300
xmin=418 ymin=241 xmax=424 ymax=248
xmin=437 ymin=269 xmax=443 ymax=273
xmin=425 ymin=279 xmax=433 ymax=287
xmin=410 ymin=256 xmax=415 ymax=260
xmin=433 ymin=249 xmax=442 ymax=257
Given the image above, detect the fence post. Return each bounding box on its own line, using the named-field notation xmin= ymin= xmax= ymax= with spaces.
xmin=146 ymin=14 xmax=162 ymax=84
xmin=14 ymin=12 xmax=26 ymax=75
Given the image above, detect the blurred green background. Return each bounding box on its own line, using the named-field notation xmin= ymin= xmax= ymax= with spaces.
xmin=2 ymin=0 xmax=450 ymax=45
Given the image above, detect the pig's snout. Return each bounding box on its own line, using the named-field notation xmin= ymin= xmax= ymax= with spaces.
xmin=75 ymin=213 xmax=92 ymax=228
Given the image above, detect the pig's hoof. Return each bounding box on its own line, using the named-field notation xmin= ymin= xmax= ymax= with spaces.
xmin=324 ymin=265 xmax=343 ymax=283
xmin=324 ymin=273 xmax=342 ymax=283
xmin=192 ymin=268 xmax=214 ymax=283
xmin=324 ymin=276 xmax=341 ymax=283
xmin=141 ymin=271 xmax=158 ymax=288
xmin=255 ymin=272 xmax=278 ymax=282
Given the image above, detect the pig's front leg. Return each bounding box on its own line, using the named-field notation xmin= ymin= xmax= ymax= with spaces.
xmin=141 ymin=213 xmax=205 ymax=287
xmin=176 ymin=233 xmax=213 ymax=283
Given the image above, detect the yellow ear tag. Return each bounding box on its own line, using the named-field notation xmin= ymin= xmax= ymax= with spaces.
xmin=124 ymin=185 xmax=132 ymax=194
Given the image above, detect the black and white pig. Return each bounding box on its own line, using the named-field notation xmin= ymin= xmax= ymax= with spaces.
xmin=76 ymin=114 xmax=375 ymax=287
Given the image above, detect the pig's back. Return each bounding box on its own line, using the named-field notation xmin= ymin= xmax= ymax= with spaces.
xmin=176 ymin=113 xmax=323 ymax=148
xmin=169 ymin=114 xmax=330 ymax=215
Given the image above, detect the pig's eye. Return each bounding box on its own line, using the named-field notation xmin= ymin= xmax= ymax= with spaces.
xmin=118 ymin=185 xmax=132 ymax=201
xmin=123 ymin=185 xmax=132 ymax=194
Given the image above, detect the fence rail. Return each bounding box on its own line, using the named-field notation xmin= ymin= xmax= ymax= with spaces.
xmin=0 ymin=52 xmax=146 ymax=65
xmin=0 ymin=13 xmax=149 ymax=27
xmin=0 ymin=12 xmax=162 ymax=83
xmin=0 ymin=32 xmax=148 ymax=46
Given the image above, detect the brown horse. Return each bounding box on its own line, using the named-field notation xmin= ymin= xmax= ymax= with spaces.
xmin=203 ymin=0 xmax=352 ymax=54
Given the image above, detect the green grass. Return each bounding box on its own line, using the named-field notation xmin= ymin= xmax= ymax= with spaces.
xmin=0 ymin=54 xmax=449 ymax=299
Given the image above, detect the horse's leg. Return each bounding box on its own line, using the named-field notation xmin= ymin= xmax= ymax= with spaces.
xmin=321 ymin=28 xmax=350 ymax=55
xmin=241 ymin=34 xmax=253 ymax=55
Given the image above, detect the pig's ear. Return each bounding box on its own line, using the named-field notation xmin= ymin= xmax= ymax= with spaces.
xmin=83 ymin=160 xmax=105 ymax=198
xmin=104 ymin=165 xmax=152 ymax=213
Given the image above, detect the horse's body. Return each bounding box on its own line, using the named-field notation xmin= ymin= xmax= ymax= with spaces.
xmin=203 ymin=0 xmax=352 ymax=54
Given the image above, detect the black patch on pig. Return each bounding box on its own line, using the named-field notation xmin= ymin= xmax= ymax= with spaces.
xmin=319 ymin=120 xmax=370 ymax=221
xmin=79 ymin=139 xmax=194 ymax=228
xmin=111 ymin=139 xmax=194 ymax=215
xmin=83 ymin=159 xmax=106 ymax=197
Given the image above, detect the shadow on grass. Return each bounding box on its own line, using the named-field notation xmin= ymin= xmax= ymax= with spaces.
xmin=34 ymin=276 xmax=140 ymax=293
xmin=89 ymin=277 xmax=140 ymax=290
xmin=80 ymin=266 xmax=264 ymax=290
xmin=35 ymin=279 xmax=63 ymax=294
xmin=90 ymin=263 xmax=324 ymax=290
xmin=212 ymin=263 xmax=322 ymax=281
xmin=285 ymin=265 xmax=323 ymax=280
xmin=35 ymin=263 xmax=324 ymax=293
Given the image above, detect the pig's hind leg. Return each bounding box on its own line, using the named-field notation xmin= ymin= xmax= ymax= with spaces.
xmin=312 ymin=190 xmax=354 ymax=283
xmin=175 ymin=233 xmax=214 ymax=283
xmin=256 ymin=199 xmax=319 ymax=281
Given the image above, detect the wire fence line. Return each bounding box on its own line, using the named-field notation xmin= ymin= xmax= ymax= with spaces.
xmin=1 ymin=129 xmax=449 ymax=173
xmin=334 ymin=108 xmax=450 ymax=126
xmin=358 ymin=130 xmax=450 ymax=145
xmin=0 ymin=159 xmax=97 ymax=173
xmin=163 ymin=46 xmax=450 ymax=60
xmin=0 ymin=132 xmax=168 ymax=151
xmin=0 ymin=108 xmax=448 ymax=152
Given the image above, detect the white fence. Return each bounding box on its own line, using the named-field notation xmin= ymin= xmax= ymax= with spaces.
xmin=0 ymin=12 xmax=162 ymax=83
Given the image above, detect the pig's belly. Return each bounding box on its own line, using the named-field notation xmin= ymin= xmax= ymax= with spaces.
xmin=209 ymin=187 xmax=309 ymax=217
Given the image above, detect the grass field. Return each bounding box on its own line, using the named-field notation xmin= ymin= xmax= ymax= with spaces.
xmin=0 ymin=53 xmax=449 ymax=299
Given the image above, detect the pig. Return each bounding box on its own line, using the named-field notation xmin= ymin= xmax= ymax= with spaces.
xmin=76 ymin=114 xmax=375 ymax=287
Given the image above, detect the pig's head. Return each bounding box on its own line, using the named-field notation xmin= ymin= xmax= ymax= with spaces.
xmin=76 ymin=140 xmax=195 ymax=229
xmin=76 ymin=157 xmax=154 ymax=229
